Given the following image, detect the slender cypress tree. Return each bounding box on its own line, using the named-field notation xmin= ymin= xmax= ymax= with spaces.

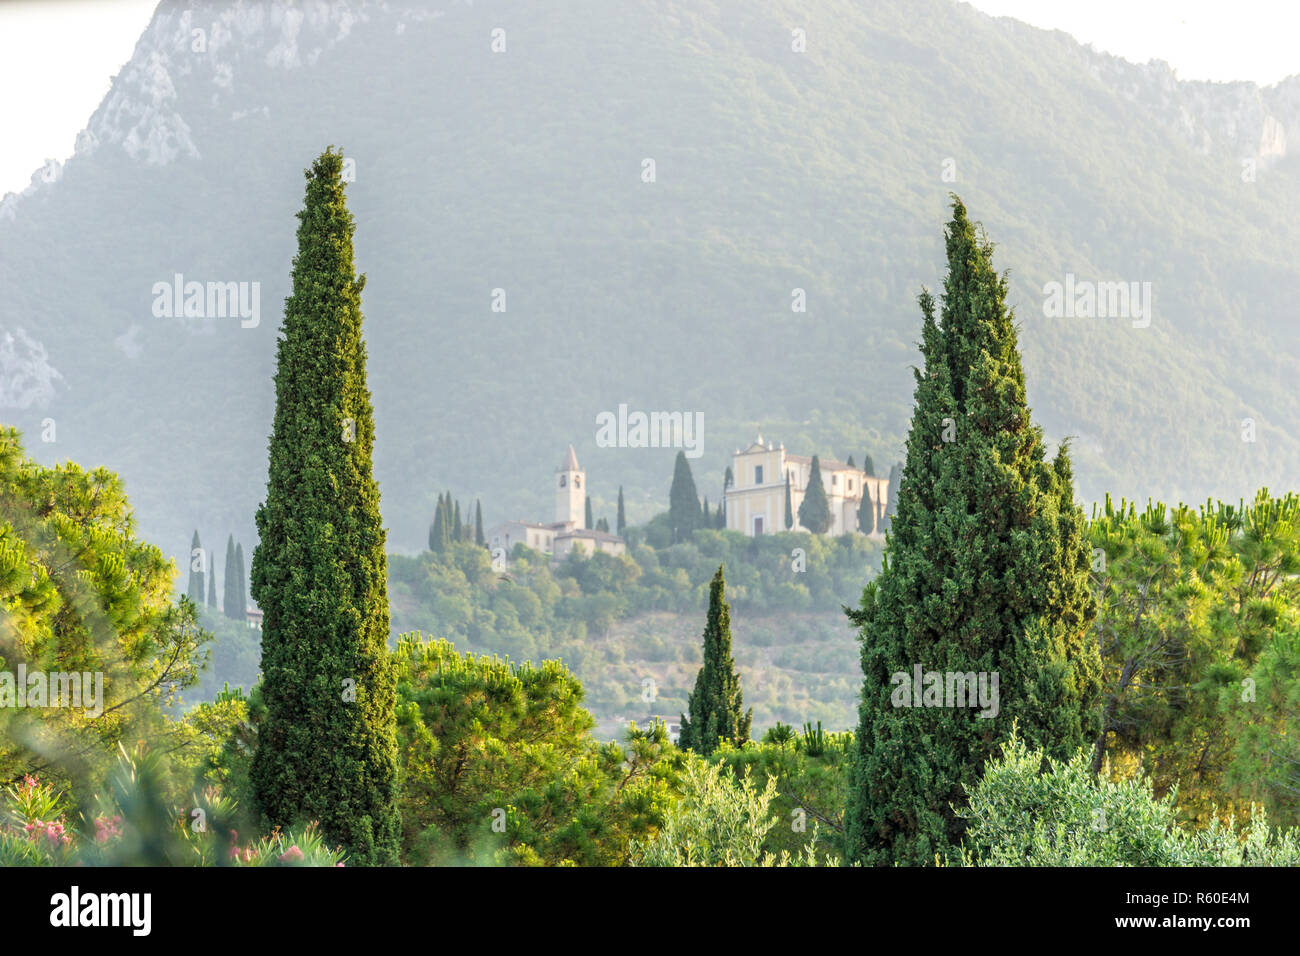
xmin=678 ymin=565 xmax=752 ymax=756
xmin=847 ymin=455 xmax=856 ymax=469
xmin=584 ymin=494 xmax=593 ymax=531
xmin=797 ymin=456 xmax=831 ymax=533
xmin=452 ymin=500 xmax=462 ymax=541
xmin=863 ymin=453 xmax=876 ymax=477
xmin=187 ymin=530 xmax=205 ymax=605
xmin=668 ymin=451 xmax=700 ymax=544
xmin=207 ymin=557 xmax=218 ymax=609
xmin=844 ymin=197 xmax=1102 ymax=866
xmin=474 ymin=499 xmax=484 ymax=547
xmin=223 ymin=535 xmax=238 ymax=619
xmin=858 ymin=483 xmax=876 ymax=535
xmin=250 ymin=148 xmax=401 ymax=865
xmin=616 ymin=486 xmax=626 ymax=535
xmin=784 ymin=474 xmax=794 ymax=530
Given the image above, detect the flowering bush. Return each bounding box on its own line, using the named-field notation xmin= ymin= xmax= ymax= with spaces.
xmin=0 ymin=748 xmax=345 ymax=867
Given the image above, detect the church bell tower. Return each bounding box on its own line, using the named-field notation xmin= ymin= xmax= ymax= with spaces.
xmin=556 ymin=444 xmax=585 ymax=529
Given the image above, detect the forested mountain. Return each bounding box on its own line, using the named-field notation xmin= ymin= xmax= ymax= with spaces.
xmin=3 ymin=0 xmax=1300 ymax=565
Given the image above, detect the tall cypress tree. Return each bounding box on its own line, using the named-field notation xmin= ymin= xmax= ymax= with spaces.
xmin=797 ymin=456 xmax=831 ymax=533
xmin=250 ymin=148 xmax=401 ymax=865
xmin=859 ymin=483 xmax=876 ymax=535
xmin=863 ymin=453 xmax=876 ymax=477
xmin=844 ymin=197 xmax=1102 ymax=866
xmin=187 ymin=530 xmax=205 ymax=605
xmin=207 ymin=556 xmax=218 ymax=609
xmin=223 ymin=535 xmax=238 ymax=620
xmin=668 ymin=451 xmax=700 ymax=544
xmin=846 ymin=455 xmax=856 ymax=469
xmin=474 ymin=499 xmax=484 ymax=547
xmin=678 ymin=565 xmax=752 ymax=756
xmin=784 ymin=474 xmax=794 ymax=530
xmin=584 ymin=494 xmax=593 ymax=531
xmin=453 ymin=500 xmax=462 ymax=541
xmin=616 ymin=486 xmax=626 ymax=535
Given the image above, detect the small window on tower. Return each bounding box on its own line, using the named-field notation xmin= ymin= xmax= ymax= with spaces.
xmin=575 ymin=475 xmax=582 ymax=488
xmin=560 ymin=475 xmax=567 ymax=487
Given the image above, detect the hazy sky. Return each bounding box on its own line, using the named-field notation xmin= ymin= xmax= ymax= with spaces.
xmin=1 ymin=0 xmax=1299 ymax=198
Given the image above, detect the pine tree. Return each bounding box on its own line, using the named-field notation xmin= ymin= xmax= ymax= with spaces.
xmin=797 ymin=456 xmax=831 ymax=533
xmin=784 ymin=474 xmax=794 ymax=530
xmin=668 ymin=451 xmax=700 ymax=544
xmin=250 ymin=148 xmax=401 ymax=865
xmin=844 ymin=197 xmax=1102 ymax=867
xmin=859 ymin=483 xmax=876 ymax=535
xmin=678 ymin=565 xmax=752 ymax=756
xmin=187 ymin=530 xmax=205 ymax=605
xmin=223 ymin=535 xmax=238 ymax=620
xmin=616 ymin=486 xmax=626 ymax=535
xmin=474 ymin=499 xmax=484 ymax=547
xmin=234 ymin=542 xmax=246 ymax=618
xmin=584 ymin=494 xmax=593 ymax=531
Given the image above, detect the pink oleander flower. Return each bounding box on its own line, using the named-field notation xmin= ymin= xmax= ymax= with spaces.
xmin=278 ymin=845 xmax=305 ymax=864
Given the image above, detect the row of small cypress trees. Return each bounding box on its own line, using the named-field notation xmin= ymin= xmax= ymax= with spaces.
xmin=428 ymin=492 xmax=484 ymax=551
xmin=185 ymin=530 xmax=248 ymax=620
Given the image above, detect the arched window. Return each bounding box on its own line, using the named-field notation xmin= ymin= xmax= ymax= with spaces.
xmin=560 ymin=475 xmax=567 ymax=487
xmin=575 ymin=475 xmax=582 ymax=488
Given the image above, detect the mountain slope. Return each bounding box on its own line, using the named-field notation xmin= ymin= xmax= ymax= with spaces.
xmin=3 ymin=0 xmax=1299 ymax=565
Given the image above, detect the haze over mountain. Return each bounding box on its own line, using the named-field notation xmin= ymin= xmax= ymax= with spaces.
xmin=3 ymin=0 xmax=1299 ymax=567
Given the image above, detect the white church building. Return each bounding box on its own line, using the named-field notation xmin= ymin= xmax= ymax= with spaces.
xmin=722 ymin=436 xmax=888 ymax=537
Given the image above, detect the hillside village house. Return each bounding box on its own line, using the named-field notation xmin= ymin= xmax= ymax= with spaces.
xmin=487 ymin=445 xmax=627 ymax=559
xmin=723 ymin=436 xmax=888 ymax=537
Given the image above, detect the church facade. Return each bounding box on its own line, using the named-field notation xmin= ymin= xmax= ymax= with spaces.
xmin=486 ymin=445 xmax=627 ymax=559
xmin=722 ymin=436 xmax=888 ymax=537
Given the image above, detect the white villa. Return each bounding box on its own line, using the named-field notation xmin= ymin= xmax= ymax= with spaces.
xmin=486 ymin=445 xmax=627 ymax=559
xmin=722 ymin=436 xmax=889 ymax=537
